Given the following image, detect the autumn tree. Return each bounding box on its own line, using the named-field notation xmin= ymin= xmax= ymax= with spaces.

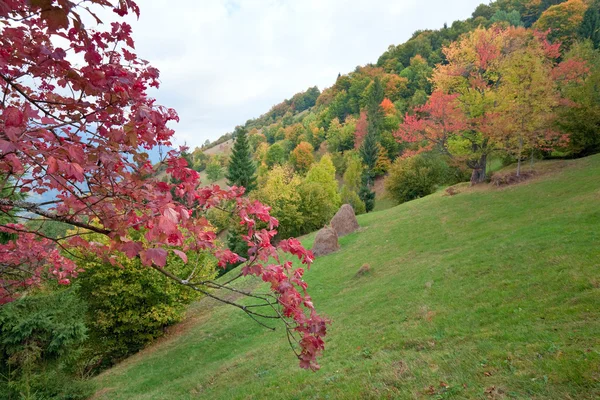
xmin=0 ymin=1 xmax=326 ymax=370
xmin=431 ymin=26 xmax=508 ymax=184
xmin=226 ymin=127 xmax=257 ymax=192
xmin=290 ymin=141 xmax=315 ymax=173
xmin=396 ymin=91 xmax=468 ymax=159
xmin=353 ymin=111 xmax=368 ymax=150
xmin=494 ymin=35 xmax=567 ymax=175
xmin=534 ymin=0 xmax=588 ymax=48
xmin=556 ymin=41 xmax=600 ymax=156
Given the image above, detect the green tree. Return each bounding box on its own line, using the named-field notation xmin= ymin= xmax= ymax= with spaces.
xmin=385 ymin=153 xmax=449 ymax=204
xmin=226 ymin=127 xmax=257 ymax=192
xmin=360 ymin=130 xmax=379 ymax=181
xmin=579 ymin=0 xmax=600 ymax=48
xmin=0 ymin=288 xmax=90 ymax=400
xmin=299 ymin=154 xmax=342 ymax=232
xmin=343 ymin=154 xmax=363 ymax=192
xmin=358 ymin=180 xmax=376 ymax=213
xmin=491 ymin=10 xmax=524 ymax=26
xmin=304 ymin=154 xmax=341 ymax=207
xmin=252 ymin=166 xmax=304 ymax=239
xmin=206 ymin=160 xmax=224 ymax=182
xmin=265 ymin=143 xmax=286 ymax=168
xmin=340 ymin=185 xmax=366 ymax=215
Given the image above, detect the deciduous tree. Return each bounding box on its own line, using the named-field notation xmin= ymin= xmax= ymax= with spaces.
xmin=290 ymin=141 xmax=315 ymax=173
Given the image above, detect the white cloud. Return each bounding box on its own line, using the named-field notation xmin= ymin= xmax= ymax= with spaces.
xmin=118 ymin=0 xmax=483 ymax=148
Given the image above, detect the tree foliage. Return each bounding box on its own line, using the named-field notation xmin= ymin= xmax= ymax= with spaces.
xmin=290 ymin=141 xmax=315 ymax=173
xmin=579 ymin=0 xmax=600 ymax=48
xmin=385 ymin=153 xmax=450 ymax=204
xmin=74 ymin=231 xmax=214 ymax=367
xmin=534 ymin=0 xmax=588 ymax=48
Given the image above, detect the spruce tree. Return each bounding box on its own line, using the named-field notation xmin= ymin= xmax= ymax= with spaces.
xmin=360 ymin=76 xmax=384 ymax=183
xmin=360 ymin=129 xmax=379 ymax=180
xmin=226 ymin=127 xmax=257 ymax=193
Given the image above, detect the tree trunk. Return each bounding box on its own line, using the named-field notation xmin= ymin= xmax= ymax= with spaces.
xmin=470 ymin=153 xmax=487 ymax=185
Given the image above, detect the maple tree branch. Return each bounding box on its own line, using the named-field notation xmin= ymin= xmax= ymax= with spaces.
xmin=0 ymin=198 xmax=110 ymax=235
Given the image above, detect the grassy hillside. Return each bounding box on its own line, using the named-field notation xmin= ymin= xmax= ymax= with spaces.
xmin=93 ymin=155 xmax=600 ymax=399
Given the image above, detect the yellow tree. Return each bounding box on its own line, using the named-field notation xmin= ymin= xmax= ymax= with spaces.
xmin=290 ymin=141 xmax=315 ymax=173
xmin=534 ymin=0 xmax=588 ymax=48
xmin=494 ymin=32 xmax=565 ymax=175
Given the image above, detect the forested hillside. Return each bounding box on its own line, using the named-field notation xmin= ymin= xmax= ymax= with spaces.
xmin=189 ymin=0 xmax=600 ymax=243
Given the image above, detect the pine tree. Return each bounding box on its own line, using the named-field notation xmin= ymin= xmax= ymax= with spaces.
xmin=226 ymin=127 xmax=257 ymax=193
xmin=360 ymin=129 xmax=379 ymax=180
xmin=366 ymin=77 xmax=385 ymax=137
xmin=360 ymin=77 xmax=384 ymax=181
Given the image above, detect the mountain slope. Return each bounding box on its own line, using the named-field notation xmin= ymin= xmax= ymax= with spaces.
xmin=94 ymin=155 xmax=600 ymax=399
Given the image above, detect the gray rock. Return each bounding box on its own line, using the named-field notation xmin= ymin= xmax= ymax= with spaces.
xmin=311 ymin=227 xmax=340 ymax=257
xmin=330 ymin=204 xmax=360 ymax=237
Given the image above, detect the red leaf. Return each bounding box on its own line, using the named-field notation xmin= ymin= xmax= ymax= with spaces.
xmin=47 ymin=156 xmax=58 ymax=174
xmin=3 ymin=107 xmax=23 ymax=127
xmin=173 ymin=249 xmax=187 ymax=263
xmin=41 ymin=7 xmax=70 ymax=32
xmin=141 ymin=248 xmax=168 ymax=267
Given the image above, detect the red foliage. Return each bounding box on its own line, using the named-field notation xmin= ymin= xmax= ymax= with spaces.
xmin=395 ymin=91 xmax=468 ymax=156
xmin=0 ymin=1 xmax=325 ymax=370
xmin=551 ymin=58 xmax=590 ymax=83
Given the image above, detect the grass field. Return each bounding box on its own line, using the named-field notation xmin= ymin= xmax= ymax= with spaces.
xmin=93 ymin=155 xmax=600 ymax=399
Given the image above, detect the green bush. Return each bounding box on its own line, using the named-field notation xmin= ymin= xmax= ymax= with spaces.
xmin=74 ymin=235 xmax=216 ymax=369
xmin=341 ymin=186 xmax=366 ymax=215
xmin=0 ymin=288 xmax=93 ymax=400
xmin=298 ymin=181 xmax=339 ymax=233
xmin=385 ymin=153 xmax=450 ymax=204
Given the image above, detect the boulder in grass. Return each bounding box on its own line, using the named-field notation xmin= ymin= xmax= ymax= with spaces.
xmin=311 ymin=227 xmax=339 ymax=257
xmin=330 ymin=204 xmax=360 ymax=237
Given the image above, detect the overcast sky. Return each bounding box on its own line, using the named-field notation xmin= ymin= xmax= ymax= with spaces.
xmin=122 ymin=0 xmax=484 ymax=149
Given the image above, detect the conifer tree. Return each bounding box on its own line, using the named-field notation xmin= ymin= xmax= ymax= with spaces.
xmin=226 ymin=127 xmax=257 ymax=193
xmin=361 ymin=77 xmax=385 ymax=182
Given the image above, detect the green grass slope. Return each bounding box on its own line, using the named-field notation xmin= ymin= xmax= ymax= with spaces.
xmin=94 ymin=156 xmax=600 ymax=399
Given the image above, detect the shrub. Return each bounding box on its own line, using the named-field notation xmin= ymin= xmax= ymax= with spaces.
xmin=385 ymin=153 xmax=450 ymax=204
xmin=73 ymin=233 xmax=216 ymax=369
xmin=298 ymin=182 xmax=339 ymax=232
xmin=0 ymin=288 xmax=92 ymax=400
